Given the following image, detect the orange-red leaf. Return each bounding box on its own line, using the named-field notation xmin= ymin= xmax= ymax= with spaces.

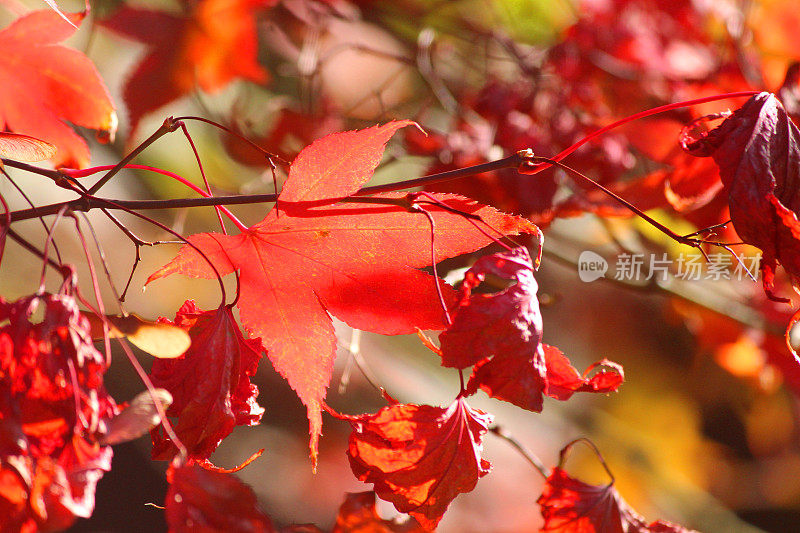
xmin=280 ymin=121 xmax=415 ymax=203
xmin=538 ymin=467 xmax=696 ymax=533
xmin=347 ymin=398 xmax=492 ymax=530
xmin=101 ymin=0 xmax=274 ymax=134
xmin=166 ymin=463 xmax=273 ymax=533
xmin=544 ymin=349 xmax=625 ymax=401
xmin=149 ymin=301 xmax=264 ymax=462
xmin=332 ymin=491 xmax=425 ymax=533
xmin=148 ymin=122 xmax=538 ymax=467
xmin=0 ymin=10 xmax=116 ymax=168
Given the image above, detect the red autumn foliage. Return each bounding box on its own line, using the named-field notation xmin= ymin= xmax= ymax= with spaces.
xmin=346 ymin=398 xmax=492 ymax=531
xmin=100 ymin=0 xmax=274 ymax=134
xmin=0 ymin=285 xmax=117 ymax=531
xmin=439 ymin=247 xmax=623 ymax=411
xmin=165 ymin=462 xmax=273 ymax=533
xmin=538 ymin=466 xmax=696 ymax=533
xmin=686 ymin=92 xmax=800 ymax=299
xmin=149 ymin=301 xmax=264 ymax=462
xmin=5 ymin=1 xmax=800 ymax=530
xmin=332 ymin=491 xmax=424 ymax=533
xmin=148 ymin=121 xmax=537 ymax=466
xmin=0 ymin=9 xmax=116 ymax=168
xmin=405 ymin=77 xmax=636 ymax=223
xmin=548 ymin=0 xmax=717 ymax=113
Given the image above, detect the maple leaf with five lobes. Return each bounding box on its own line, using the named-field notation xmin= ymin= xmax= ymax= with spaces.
xmin=0 ymin=10 xmax=117 ymax=168
xmin=147 ymin=121 xmax=538 ymax=467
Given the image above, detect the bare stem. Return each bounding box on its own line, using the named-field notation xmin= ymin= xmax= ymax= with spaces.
xmin=489 ymin=425 xmax=550 ymax=479
xmin=87 ymin=117 xmax=182 ymax=195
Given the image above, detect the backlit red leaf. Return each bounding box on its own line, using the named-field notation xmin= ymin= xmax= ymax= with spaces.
xmin=102 ymin=0 xmax=274 ymax=134
xmin=166 ymin=462 xmax=273 ymax=533
xmin=147 ymin=122 xmax=538 ymax=466
xmin=332 ymin=491 xmax=424 ymax=533
xmin=0 ymin=288 xmax=117 ymax=530
xmin=0 ymin=10 xmax=116 ymax=168
xmin=149 ymin=301 xmax=264 ymax=462
xmin=440 ymin=247 xmax=623 ymax=411
xmin=280 ymin=121 xmax=415 ymax=203
xmin=538 ymin=467 xmax=695 ymax=533
xmin=347 ymin=398 xmax=492 ymax=530
xmin=544 ymin=348 xmax=625 ymax=402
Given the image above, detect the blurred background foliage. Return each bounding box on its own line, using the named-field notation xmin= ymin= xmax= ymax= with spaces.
xmin=3 ymin=0 xmax=800 ymax=531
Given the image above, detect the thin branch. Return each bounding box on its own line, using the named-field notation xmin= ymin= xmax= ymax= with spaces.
xmin=87 ymin=117 xmax=182 ymax=194
xmin=7 ymin=154 xmax=526 ymax=222
xmin=489 ymin=425 xmax=550 ymax=479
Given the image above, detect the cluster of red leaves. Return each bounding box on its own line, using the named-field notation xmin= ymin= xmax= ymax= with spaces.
xmin=165 ymin=434 xmax=703 ymax=533
xmin=405 ymin=78 xmax=637 ymax=224
xmin=0 ymin=286 xmax=117 ymax=531
xmin=438 ymin=247 xmax=624 ymax=412
xmin=148 ymin=121 xmax=538 ymax=468
xmin=149 ymin=300 xmax=264 ymax=463
xmin=404 ymin=0 xmax=757 ymax=234
xmin=100 ymin=0 xmax=276 ymax=135
xmin=0 ymin=9 xmax=116 ymax=168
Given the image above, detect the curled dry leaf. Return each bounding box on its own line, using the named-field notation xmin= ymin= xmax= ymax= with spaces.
xmin=439 ymin=247 xmax=623 ymax=411
xmin=685 ymin=92 xmax=800 ymax=299
xmin=102 ymin=389 xmax=173 ymax=446
xmin=148 ymin=121 xmax=538 ymax=468
xmin=86 ymin=312 xmax=191 ymax=359
xmin=0 ymin=132 xmax=57 ymax=163
xmin=166 ymin=462 xmax=273 ymax=533
xmin=149 ymin=301 xmax=264 ymax=462
xmin=346 ymin=398 xmax=492 ymax=530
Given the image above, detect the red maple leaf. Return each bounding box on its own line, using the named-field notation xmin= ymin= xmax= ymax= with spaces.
xmin=438 ymin=247 xmax=623 ymax=411
xmin=332 ymin=491 xmax=424 ymax=533
xmin=165 ymin=462 xmax=273 ymax=533
xmin=0 ymin=9 xmax=117 ymax=168
xmin=147 ymin=121 xmax=538 ymax=466
xmin=346 ymin=398 xmax=492 ymax=531
xmin=686 ymin=92 xmax=800 ymax=299
xmin=538 ymin=443 xmax=696 ymax=533
xmin=101 ymin=0 xmax=274 ymax=134
xmin=149 ymin=301 xmax=264 ymax=462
